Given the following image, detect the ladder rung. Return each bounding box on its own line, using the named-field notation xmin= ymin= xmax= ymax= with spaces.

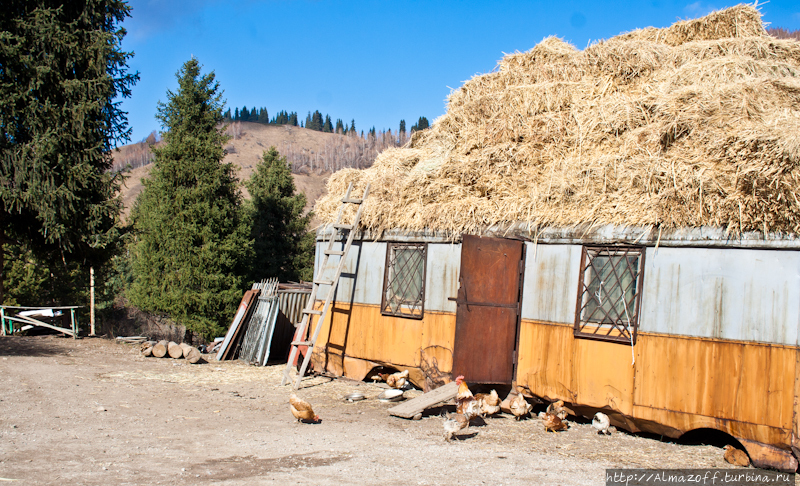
xmin=324 ymin=249 xmax=344 ymax=256
xmin=313 ymin=279 xmax=333 ymax=286
xmin=333 ymin=223 xmax=352 ymax=231
xmin=341 ymin=197 xmax=362 ymax=204
xmin=291 ymin=341 xmax=313 ymax=347
xmin=303 ymin=309 xmax=322 ymax=315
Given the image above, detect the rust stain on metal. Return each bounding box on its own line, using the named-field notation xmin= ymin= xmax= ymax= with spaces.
xmin=452 ymin=235 xmax=522 ymax=384
xmin=515 ymin=317 xmax=799 ymax=470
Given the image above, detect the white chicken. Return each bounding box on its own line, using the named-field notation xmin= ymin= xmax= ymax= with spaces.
xmin=592 ymin=412 xmax=611 ymax=435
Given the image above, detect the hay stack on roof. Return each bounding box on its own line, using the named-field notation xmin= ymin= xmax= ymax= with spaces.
xmin=316 ymin=5 xmax=800 ymax=238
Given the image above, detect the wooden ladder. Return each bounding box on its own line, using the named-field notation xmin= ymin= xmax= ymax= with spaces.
xmin=281 ymin=182 xmax=370 ymax=389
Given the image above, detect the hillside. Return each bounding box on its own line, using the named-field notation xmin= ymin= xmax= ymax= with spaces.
xmin=115 ymin=122 xmax=336 ymax=225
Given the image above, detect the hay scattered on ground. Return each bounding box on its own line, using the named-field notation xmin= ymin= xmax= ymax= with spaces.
xmin=316 ymin=5 xmax=800 ymax=238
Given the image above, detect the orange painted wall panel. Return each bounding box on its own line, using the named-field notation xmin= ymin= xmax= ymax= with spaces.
xmin=633 ymin=333 xmax=794 ymax=430
xmin=516 ymin=320 xmax=575 ymax=401
xmin=310 ymin=302 xmax=456 ymax=374
xmin=315 ymin=304 xmax=797 ymax=451
xmin=573 ymin=337 xmax=635 ymax=415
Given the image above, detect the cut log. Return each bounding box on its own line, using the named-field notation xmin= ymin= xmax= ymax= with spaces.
xmin=167 ymin=341 xmax=183 ymax=359
xmin=141 ymin=346 xmax=153 ymax=357
xmin=152 ymin=340 xmax=169 ymax=358
xmin=180 ymin=343 xmax=202 ymax=364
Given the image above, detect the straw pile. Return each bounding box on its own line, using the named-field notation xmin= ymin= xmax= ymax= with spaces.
xmin=316 ymin=5 xmax=800 ymax=238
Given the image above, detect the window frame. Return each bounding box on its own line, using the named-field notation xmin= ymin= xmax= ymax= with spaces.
xmin=573 ymin=245 xmax=645 ymax=344
xmin=380 ymin=242 xmax=427 ymax=320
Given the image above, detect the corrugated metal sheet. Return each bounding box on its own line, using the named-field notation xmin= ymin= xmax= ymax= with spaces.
xmin=639 ymin=247 xmax=800 ymax=346
xmin=520 ymin=243 xmax=581 ymax=324
xmin=277 ymin=289 xmax=311 ymax=325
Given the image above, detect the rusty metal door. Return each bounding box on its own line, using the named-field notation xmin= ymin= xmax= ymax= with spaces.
xmin=451 ymin=235 xmax=524 ymax=384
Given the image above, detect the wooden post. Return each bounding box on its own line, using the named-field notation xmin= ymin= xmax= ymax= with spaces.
xmin=70 ymin=309 xmax=77 ymax=339
xmin=89 ymin=267 xmax=95 ymax=336
xmin=0 ymin=307 xmax=5 ymax=336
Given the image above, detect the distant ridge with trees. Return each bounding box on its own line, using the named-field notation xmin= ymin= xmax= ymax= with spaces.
xmin=768 ymin=27 xmax=800 ymax=40
xmin=114 ymin=112 xmax=432 ymax=175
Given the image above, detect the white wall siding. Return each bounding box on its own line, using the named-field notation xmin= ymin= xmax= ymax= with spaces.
xmin=520 ymin=243 xmax=582 ymax=324
xmin=640 ymin=247 xmax=800 ymax=346
xmin=424 ymin=243 xmax=461 ymax=313
xmin=314 ymin=241 xmax=386 ymax=306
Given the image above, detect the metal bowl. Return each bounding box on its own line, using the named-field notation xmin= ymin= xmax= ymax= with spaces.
xmin=343 ymin=392 xmax=365 ymax=402
xmin=377 ymin=389 xmax=405 ymax=402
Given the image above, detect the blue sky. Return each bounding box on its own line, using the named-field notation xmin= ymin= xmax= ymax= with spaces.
xmin=119 ymin=0 xmax=800 ymax=144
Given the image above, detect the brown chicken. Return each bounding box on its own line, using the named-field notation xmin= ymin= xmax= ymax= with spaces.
xmin=540 ymin=411 xmax=568 ymax=432
xmin=454 ymin=375 xmax=480 ymax=420
xmin=289 ymin=393 xmax=320 ymax=423
xmin=379 ymin=369 xmax=409 ymax=389
xmin=723 ymin=445 xmax=750 ymax=467
xmin=509 ymin=393 xmax=532 ymax=421
xmin=475 ymin=389 xmax=501 ymax=417
xmin=443 ymin=413 xmax=470 ymax=441
xmin=546 ymin=399 xmax=568 ymax=421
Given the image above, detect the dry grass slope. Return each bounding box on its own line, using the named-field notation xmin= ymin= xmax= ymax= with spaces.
xmin=316 ymin=5 xmax=800 ymax=239
xmin=115 ymin=123 xmax=333 ymax=223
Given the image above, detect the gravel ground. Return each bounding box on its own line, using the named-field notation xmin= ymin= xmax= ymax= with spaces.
xmin=0 ymin=335 xmax=761 ymax=485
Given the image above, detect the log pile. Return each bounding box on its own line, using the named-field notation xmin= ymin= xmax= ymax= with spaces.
xmin=141 ymin=340 xmax=202 ymax=364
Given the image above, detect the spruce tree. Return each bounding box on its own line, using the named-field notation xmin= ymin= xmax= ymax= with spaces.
xmin=399 ymin=119 xmax=406 ymax=135
xmin=323 ymin=114 xmax=333 ymax=133
xmin=245 ymin=146 xmax=313 ymax=282
xmin=411 ymin=116 xmax=430 ymax=132
xmin=310 ymin=110 xmax=324 ymax=131
xmin=257 ymin=107 xmax=269 ymax=124
xmin=128 ymin=58 xmax=252 ymax=339
xmin=0 ymin=0 xmax=138 ymax=303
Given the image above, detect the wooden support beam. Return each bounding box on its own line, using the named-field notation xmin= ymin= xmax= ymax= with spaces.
xmin=387 ymin=381 xmax=458 ymax=419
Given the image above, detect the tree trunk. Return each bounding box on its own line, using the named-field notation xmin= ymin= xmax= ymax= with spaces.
xmin=167 ymin=341 xmax=183 ymax=359
xmin=152 ymin=340 xmax=169 ymax=358
xmin=180 ymin=343 xmax=201 ymax=364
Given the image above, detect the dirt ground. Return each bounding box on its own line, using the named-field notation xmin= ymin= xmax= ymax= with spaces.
xmin=0 ymin=335 xmax=760 ymax=485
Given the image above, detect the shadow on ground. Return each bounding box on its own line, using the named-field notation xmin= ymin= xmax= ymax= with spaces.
xmin=0 ymin=335 xmax=74 ymax=357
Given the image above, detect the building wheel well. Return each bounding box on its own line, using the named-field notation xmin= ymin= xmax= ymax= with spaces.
xmin=363 ymin=365 xmax=401 ymax=383
xmin=678 ymin=428 xmax=747 ymax=454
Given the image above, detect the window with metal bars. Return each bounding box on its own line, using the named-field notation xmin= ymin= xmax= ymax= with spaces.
xmin=574 ymin=245 xmax=645 ymax=344
xmin=381 ymin=243 xmax=426 ymax=319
